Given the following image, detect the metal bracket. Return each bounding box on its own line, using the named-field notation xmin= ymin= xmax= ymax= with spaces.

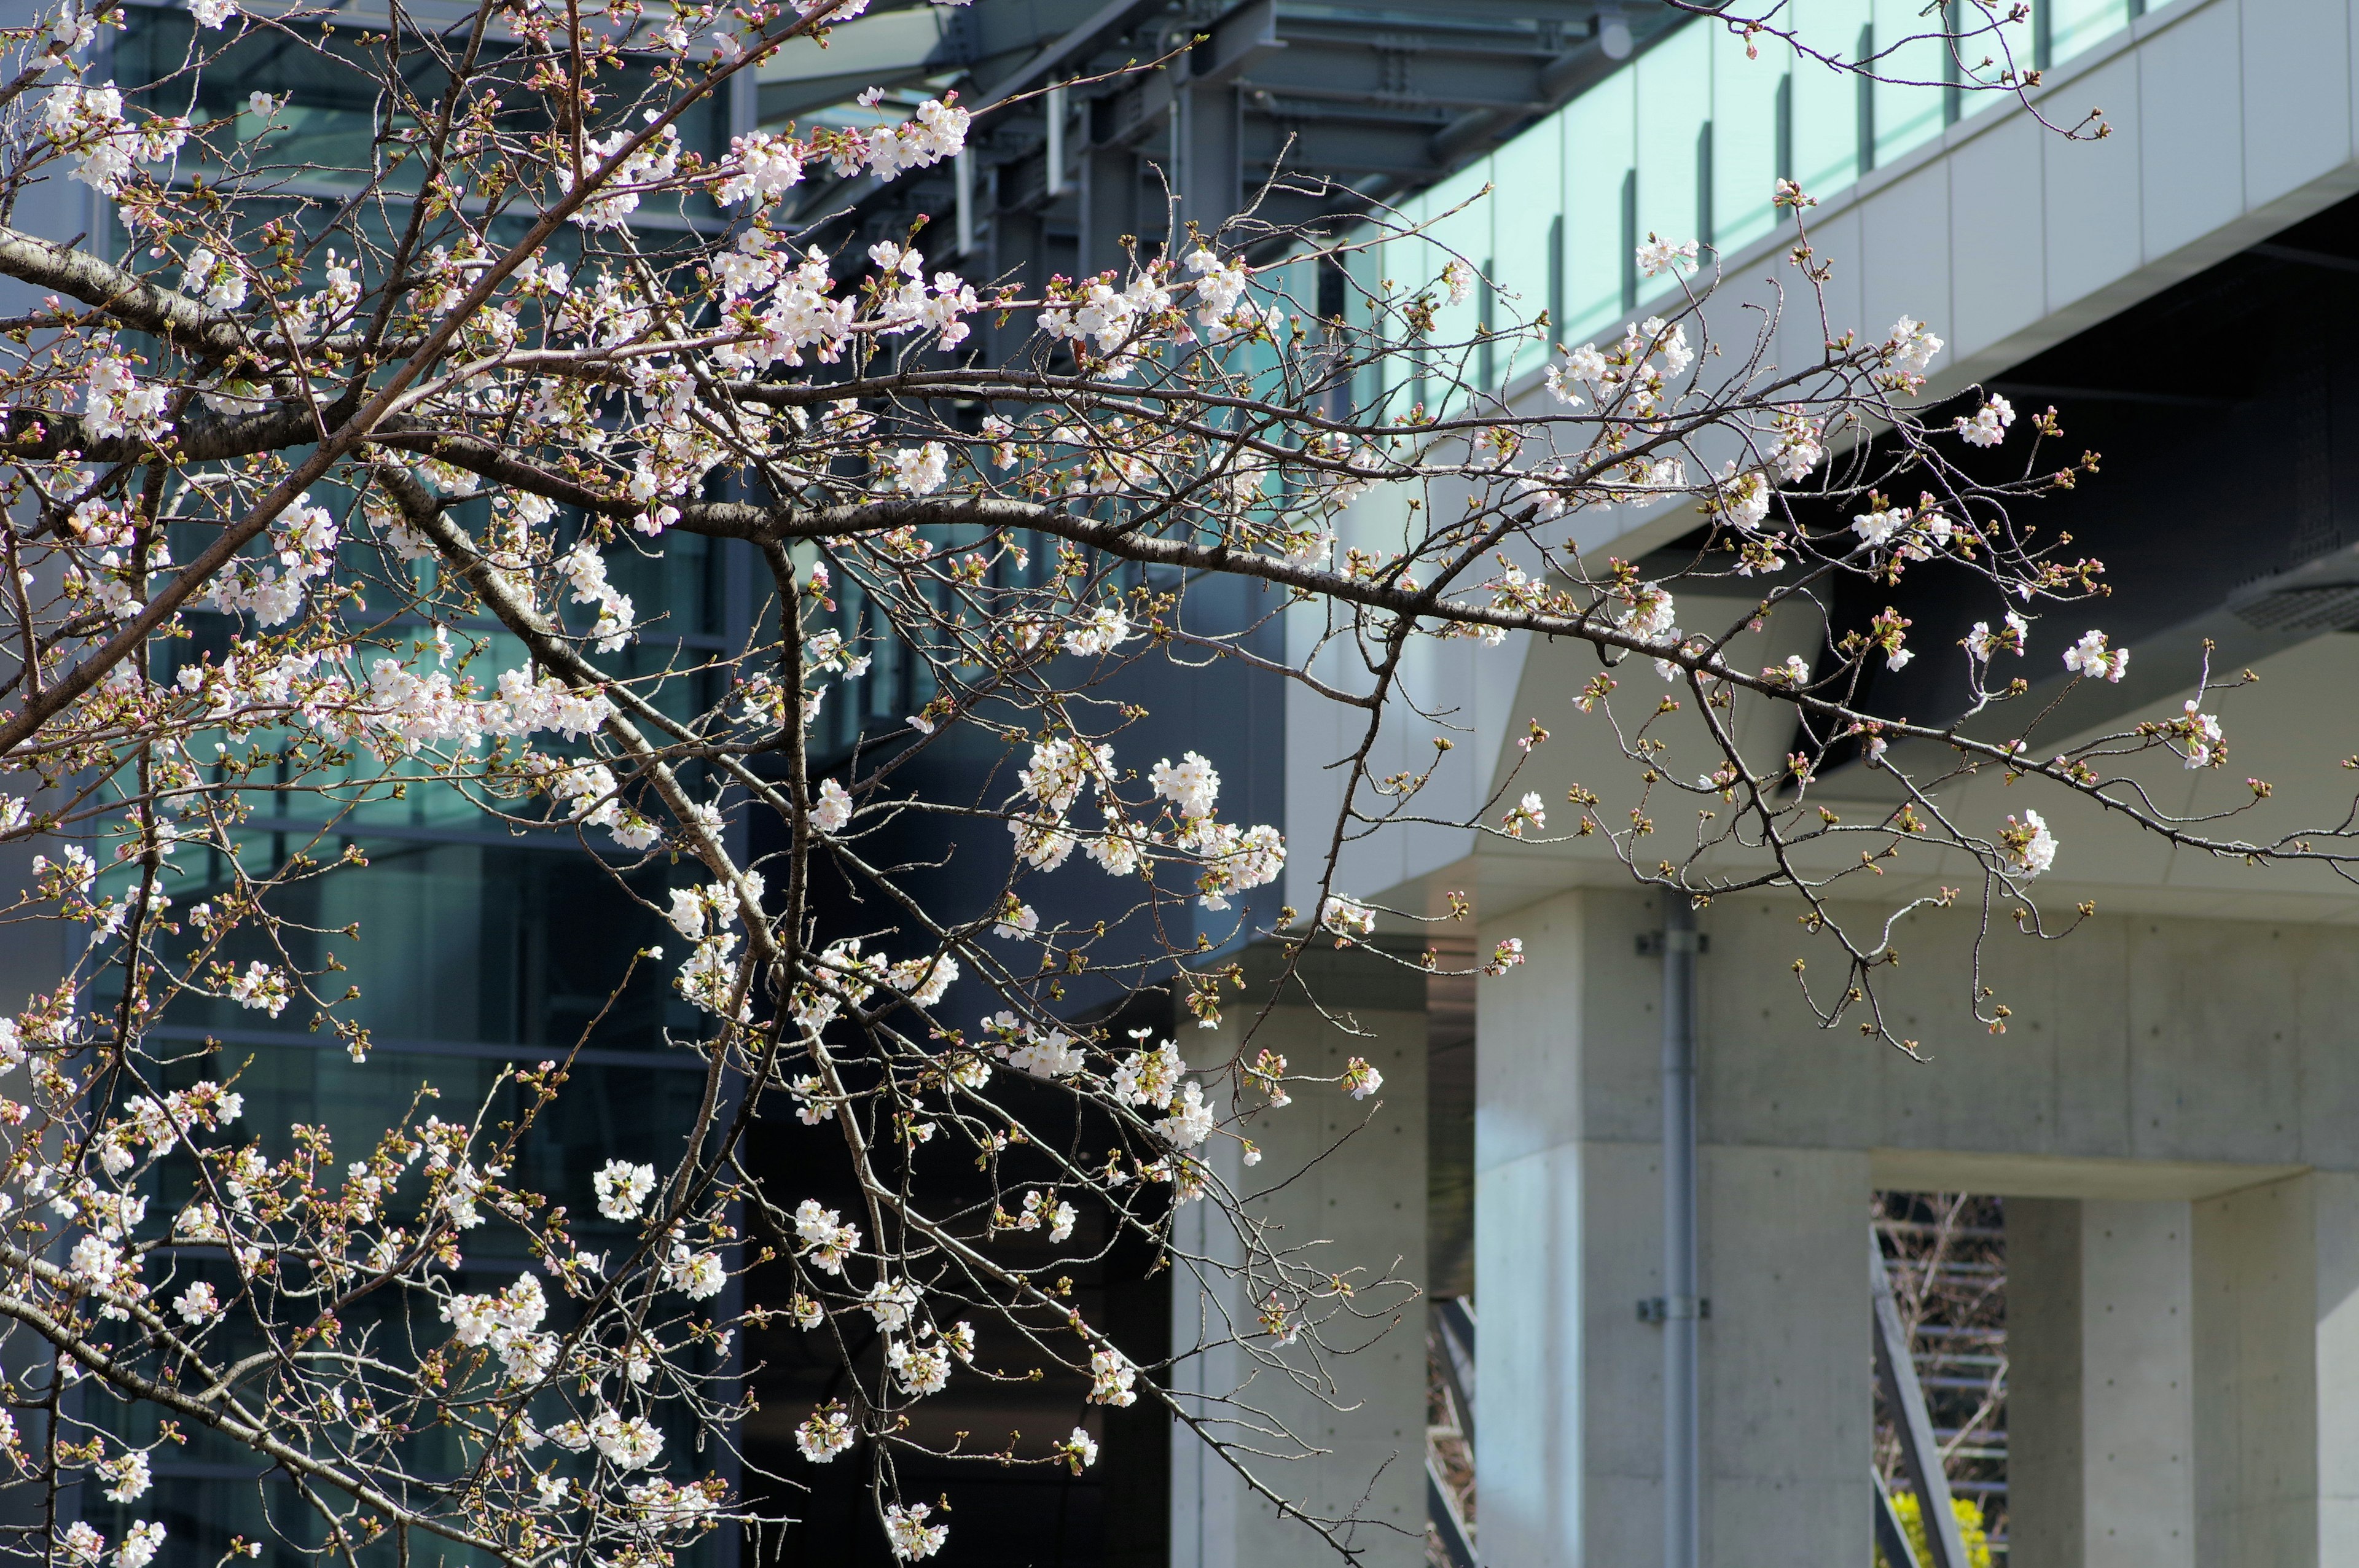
xmin=1637 ymin=1295 xmax=1710 ymax=1324
xmin=1635 ymin=930 xmax=1708 ymax=957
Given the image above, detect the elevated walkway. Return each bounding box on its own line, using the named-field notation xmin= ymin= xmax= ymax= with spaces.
xmin=1289 ymin=0 xmax=2359 ymax=932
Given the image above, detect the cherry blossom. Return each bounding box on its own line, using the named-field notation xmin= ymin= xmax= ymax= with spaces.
xmin=1635 ymin=233 xmax=1699 ymax=277
xmin=2064 ymin=628 xmax=2129 ymax=682
xmin=2001 ymin=811 xmax=2059 ymax=877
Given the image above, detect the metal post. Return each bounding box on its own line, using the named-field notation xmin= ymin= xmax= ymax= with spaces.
xmin=985 ymin=206 xmax=1044 ymax=361
xmin=1045 ymin=79 xmax=1068 ymax=197
xmin=1433 ymin=1296 xmax=1477 ymax=1450
xmin=1428 ymin=1464 xmax=1477 ymax=1568
xmin=1661 ymin=889 xmax=1700 ymax=1568
xmin=953 ymin=148 xmax=976 ymax=257
xmin=1429 ymin=1297 xmax=1478 ymax=1568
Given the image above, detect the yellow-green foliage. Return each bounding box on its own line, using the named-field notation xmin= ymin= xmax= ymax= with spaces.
xmin=1877 ymin=1492 xmax=1994 ymax=1568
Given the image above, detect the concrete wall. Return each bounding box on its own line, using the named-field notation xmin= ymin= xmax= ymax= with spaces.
xmin=1688 ymin=891 xmax=2359 ymax=1171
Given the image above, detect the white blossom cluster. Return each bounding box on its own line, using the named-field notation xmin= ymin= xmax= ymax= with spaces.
xmin=1003 ymin=737 xmax=1283 ymax=909
xmin=39 ymin=80 xmax=186 ymax=193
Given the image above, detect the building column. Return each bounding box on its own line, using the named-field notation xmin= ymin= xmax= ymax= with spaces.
xmin=2320 ymin=1175 xmax=2359 ymax=1568
xmin=2191 ymin=1172 xmax=2359 ymax=1568
xmin=984 ymin=205 xmax=1044 ymax=362
xmin=1169 ymin=949 xmax=1427 ymax=1568
xmin=1176 ymin=79 xmax=1240 ymax=246
xmin=1698 ymin=1145 xmax=1871 ymax=1568
xmin=1477 ymin=891 xmax=1589 ymax=1568
xmin=2010 ymin=1199 xmax=2198 ymax=1568
xmin=1476 ymin=889 xmax=1871 ymax=1568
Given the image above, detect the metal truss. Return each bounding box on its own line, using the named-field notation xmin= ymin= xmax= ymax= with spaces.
xmin=768 ymin=0 xmax=1685 ymax=289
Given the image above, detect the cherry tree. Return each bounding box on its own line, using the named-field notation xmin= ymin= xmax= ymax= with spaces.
xmin=0 ymin=0 xmax=2313 ymax=1561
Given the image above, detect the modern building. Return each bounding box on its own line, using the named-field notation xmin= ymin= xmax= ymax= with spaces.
xmin=0 ymin=10 xmax=753 ymax=1558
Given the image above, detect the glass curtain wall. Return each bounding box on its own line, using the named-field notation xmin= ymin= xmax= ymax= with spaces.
xmin=1366 ymin=0 xmax=2146 ymax=404
xmin=79 ymin=12 xmax=743 ymax=1562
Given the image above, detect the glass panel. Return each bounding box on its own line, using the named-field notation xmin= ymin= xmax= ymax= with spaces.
xmin=128 ymin=838 xmax=683 ymax=1050
xmin=1560 ymin=65 xmax=1637 ymax=345
xmin=1872 ymin=0 xmax=1949 ymax=168
xmin=605 ymin=526 xmax=727 ymax=641
xmin=1244 ymin=254 xmax=1313 ymax=391
xmin=1344 ymin=230 xmax=1388 ymax=415
xmin=130 ymin=1045 xmax=706 ymax=1246
xmin=156 ymin=614 xmax=592 ymax=836
xmin=80 ymin=1038 xmax=713 ymax=1564
xmin=1418 ymin=162 xmax=1493 ymax=412
xmin=2043 ymin=0 xmax=2133 ymax=68
xmin=1636 ymin=25 xmax=1713 ymax=280
xmin=1956 ymin=4 xmax=2027 ymax=120
xmin=1489 ymin=127 xmax=1562 ymax=385
xmin=86 ymin=1422 xmax=728 ymax=1568
xmin=116 ymin=10 xmax=429 ymax=188
xmin=1790 ymin=0 xmax=1870 ymax=198
xmin=1380 ymin=192 xmax=1433 ymax=415
xmin=1711 ymin=25 xmax=1788 ymax=259
xmin=118 ymin=5 xmax=730 ymax=177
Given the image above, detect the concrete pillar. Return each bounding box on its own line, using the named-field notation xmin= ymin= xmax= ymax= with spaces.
xmin=2197 ymin=1175 xmax=2314 ymax=1566
xmin=1476 ymin=890 xmax=1871 ymax=1568
xmin=2009 ymin=1199 xmax=2197 ymax=1568
xmin=2193 ymin=1172 xmax=2359 ymax=1568
xmin=1169 ymin=949 xmax=1427 ymax=1568
xmin=1699 ymin=1146 xmax=1872 ymax=1566
xmin=2009 ymin=1199 xmax=2085 ymax=1568
xmin=2322 ymin=1175 xmax=2359 ymax=1568
xmin=1477 ymin=891 xmax=1588 ymax=1568
xmin=2312 ymin=1174 xmax=2359 ymax=1566
xmin=1168 ymin=1120 xmax=1244 ymax=1568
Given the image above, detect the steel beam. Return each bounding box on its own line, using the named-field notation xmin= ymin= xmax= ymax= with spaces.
xmin=1427 ymin=1460 xmax=1477 ymax=1568
xmin=1872 ymin=1468 xmax=1925 ymax=1568
xmin=1434 ymin=1296 xmax=1477 ymax=1449
xmin=1872 ymin=1239 xmax=1971 ymax=1568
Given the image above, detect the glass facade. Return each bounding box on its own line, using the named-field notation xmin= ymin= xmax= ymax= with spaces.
xmin=82 ymin=12 xmax=745 ymax=1560
xmin=79 ymin=813 xmax=732 ymax=1566
xmin=1358 ymin=0 xmax=2145 ymax=387
xmin=114 ymin=11 xmax=730 ymax=207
